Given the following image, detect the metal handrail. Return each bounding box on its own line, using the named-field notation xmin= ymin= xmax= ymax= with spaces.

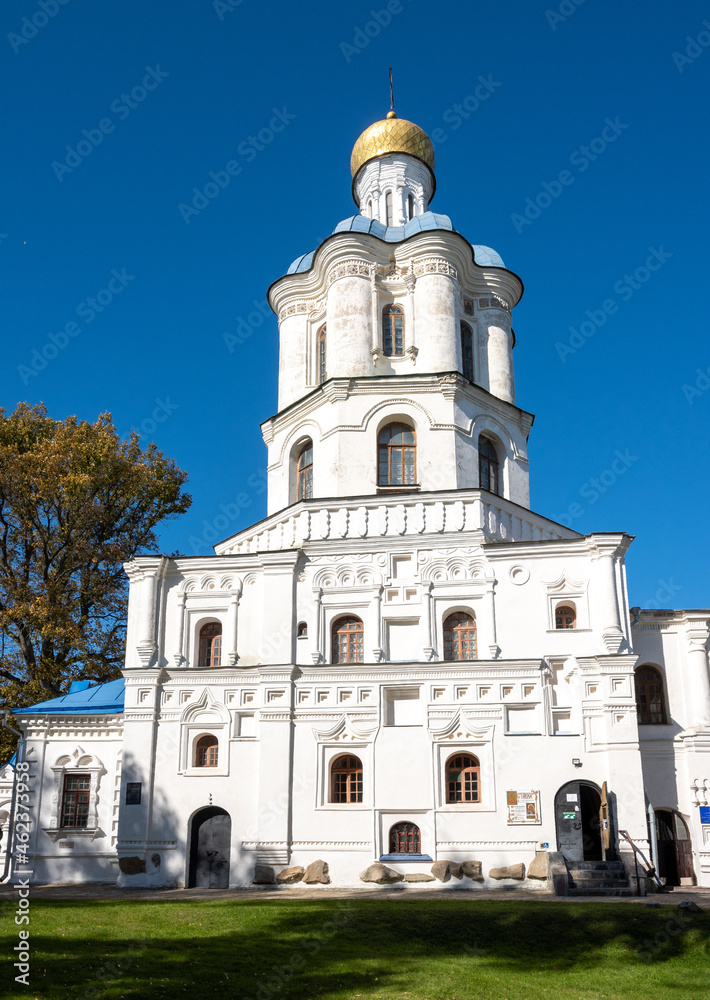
xmin=619 ymin=829 xmax=664 ymax=890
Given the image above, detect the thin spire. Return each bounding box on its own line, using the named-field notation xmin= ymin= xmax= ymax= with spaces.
xmin=388 ymin=66 xmax=396 ymax=118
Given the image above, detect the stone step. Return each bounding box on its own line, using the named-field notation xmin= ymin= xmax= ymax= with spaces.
xmin=569 ymin=861 xmax=626 ymax=871
xmin=569 ymin=887 xmax=634 ymax=896
xmin=569 ymin=870 xmax=628 ymax=882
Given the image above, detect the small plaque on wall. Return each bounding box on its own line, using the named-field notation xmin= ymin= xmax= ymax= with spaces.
xmin=506 ymin=789 xmax=541 ymax=824
xmin=125 ymin=782 xmax=142 ymax=805
xmin=699 ymin=805 xmax=710 ymax=824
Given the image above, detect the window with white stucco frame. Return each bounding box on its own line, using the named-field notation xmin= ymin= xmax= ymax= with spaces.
xmin=45 ymin=748 xmax=105 ymax=842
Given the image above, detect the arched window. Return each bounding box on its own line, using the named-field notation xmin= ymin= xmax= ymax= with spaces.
xmin=382 ymin=304 xmax=405 ymax=357
xmin=297 ymin=621 xmax=308 ymax=638
xmin=445 ymin=753 xmax=481 ymax=803
xmin=317 ymin=324 xmax=327 ymax=384
xmin=331 ymin=754 xmax=363 ymax=803
xmin=443 ymin=612 xmax=477 ymax=661
xmin=635 ymin=665 xmax=668 ymax=724
xmin=367 ymin=199 xmax=373 ymax=218
xmin=198 ymin=622 xmax=222 ymax=667
xmin=378 ymin=422 xmax=416 ymax=487
xmin=407 ymin=192 xmax=415 ymax=219
xmin=332 ymin=616 xmax=364 ymax=664
xmin=461 ymin=322 xmax=474 ymax=382
xmin=479 ymin=436 xmax=500 ymax=495
xmin=389 ymin=822 xmax=421 ymax=854
xmin=555 ymin=604 xmax=576 ymax=629
xmin=385 ymin=190 xmax=393 ymax=226
xmin=297 ymin=440 xmax=313 ymax=500
xmin=195 ymin=734 xmax=219 ymax=767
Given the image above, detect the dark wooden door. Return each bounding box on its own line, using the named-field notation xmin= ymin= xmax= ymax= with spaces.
xmin=555 ymin=782 xmax=584 ymax=862
xmin=556 ymin=781 xmax=602 ymax=863
xmin=656 ymin=810 xmax=694 ymax=885
xmin=600 ymin=781 xmax=610 ymax=859
xmin=189 ymin=808 xmax=231 ymax=888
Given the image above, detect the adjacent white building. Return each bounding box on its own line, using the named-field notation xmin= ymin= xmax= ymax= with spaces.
xmin=2 ymin=110 xmax=708 ymax=892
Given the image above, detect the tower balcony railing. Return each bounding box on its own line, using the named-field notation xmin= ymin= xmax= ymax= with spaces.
xmin=215 ymin=489 xmax=579 ymax=556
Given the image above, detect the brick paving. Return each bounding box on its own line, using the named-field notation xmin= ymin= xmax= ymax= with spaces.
xmin=1 ymin=881 xmax=710 ymax=905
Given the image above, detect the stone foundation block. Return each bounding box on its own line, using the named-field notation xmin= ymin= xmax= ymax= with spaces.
xmin=489 ymin=863 xmax=525 ymax=880
xmin=253 ymin=864 xmax=276 ymax=884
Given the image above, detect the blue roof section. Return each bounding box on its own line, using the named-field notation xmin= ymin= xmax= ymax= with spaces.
xmin=469 ymin=244 xmax=506 ymax=268
xmin=15 ymin=678 xmax=125 ymax=716
xmin=286 ymin=213 xmax=506 ymax=274
xmin=286 ymin=249 xmax=316 ymax=275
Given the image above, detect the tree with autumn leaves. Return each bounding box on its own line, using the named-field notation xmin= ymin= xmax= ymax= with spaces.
xmin=0 ymin=403 xmax=191 ymax=755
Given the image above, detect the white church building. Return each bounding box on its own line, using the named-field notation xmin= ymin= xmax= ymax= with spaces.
xmin=2 ymin=109 xmax=709 ymax=893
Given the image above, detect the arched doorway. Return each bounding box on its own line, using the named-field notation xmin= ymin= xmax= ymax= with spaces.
xmin=188 ymin=807 xmax=231 ymax=888
xmin=555 ymin=781 xmax=603 ymax=863
xmin=655 ymin=810 xmax=695 ymax=886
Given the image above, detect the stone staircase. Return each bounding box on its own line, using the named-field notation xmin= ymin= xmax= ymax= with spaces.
xmin=564 ymin=860 xmax=633 ymax=896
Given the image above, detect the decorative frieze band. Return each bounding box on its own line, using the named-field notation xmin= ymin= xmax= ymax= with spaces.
xmin=412 ymin=257 xmax=458 ymax=279
xmin=327 ymin=260 xmax=374 ymax=285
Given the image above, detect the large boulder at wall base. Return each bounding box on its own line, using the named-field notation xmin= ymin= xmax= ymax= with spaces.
xmin=431 ymin=860 xmax=454 ymax=881
xmin=526 ymin=852 xmax=548 ymax=880
xmin=303 ymin=859 xmax=330 ymax=884
xmin=403 ymin=873 xmax=436 ymax=883
xmin=360 ymin=863 xmax=403 ymax=884
xmin=276 ymin=866 xmax=305 ymax=884
xmin=253 ymin=864 xmax=276 ymax=884
xmin=461 ymin=861 xmax=484 ymax=881
xmin=489 ymin=863 xmax=526 ymax=880
xmin=430 ymin=860 xmax=464 ymax=881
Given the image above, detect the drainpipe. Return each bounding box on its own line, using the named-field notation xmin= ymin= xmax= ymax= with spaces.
xmin=0 ymin=712 xmax=25 ymax=883
xmin=647 ymin=801 xmax=658 ymax=875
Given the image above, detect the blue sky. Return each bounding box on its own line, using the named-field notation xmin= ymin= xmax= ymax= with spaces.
xmin=2 ymin=0 xmax=708 ymax=609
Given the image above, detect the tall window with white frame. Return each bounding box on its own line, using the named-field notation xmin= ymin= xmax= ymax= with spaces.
xmin=382 ymin=304 xmax=405 ymax=357
xmin=445 ymin=753 xmax=481 ymax=803
xmin=198 ymin=622 xmax=222 ymax=667
xmin=317 ymin=324 xmax=326 ymax=384
xmin=297 ymin=440 xmax=313 ymax=500
xmin=378 ymin=422 xmax=416 ymax=487
xmin=332 ymin=616 xmax=364 ymax=664
xmin=634 ymin=665 xmax=668 ymax=724
xmin=478 ymin=436 xmax=500 ymax=495
xmin=331 ymin=754 xmax=363 ymax=803
xmin=407 ymin=192 xmax=415 ymax=220
xmin=461 ymin=322 xmax=474 ymax=382
xmin=443 ymin=612 xmax=477 ymax=661
xmin=195 ymin=734 xmax=219 ymax=767
xmin=61 ymin=774 xmax=90 ymax=828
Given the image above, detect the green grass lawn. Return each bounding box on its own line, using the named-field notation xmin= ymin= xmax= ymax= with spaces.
xmin=1 ymin=898 xmax=708 ymax=999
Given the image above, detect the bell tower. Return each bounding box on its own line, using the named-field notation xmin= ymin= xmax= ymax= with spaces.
xmin=262 ymin=108 xmax=532 ymax=516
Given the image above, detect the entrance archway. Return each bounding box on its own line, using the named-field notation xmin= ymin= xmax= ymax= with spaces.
xmin=188 ymin=807 xmax=231 ymax=888
xmin=655 ymin=810 xmax=695 ymax=886
xmin=555 ymin=781 xmax=602 ymax=863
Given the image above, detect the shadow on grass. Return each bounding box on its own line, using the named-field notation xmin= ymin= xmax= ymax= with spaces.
xmin=2 ymin=898 xmax=709 ymax=999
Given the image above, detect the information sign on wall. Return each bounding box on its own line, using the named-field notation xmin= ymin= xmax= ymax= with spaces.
xmin=506 ymin=789 xmax=541 ymax=824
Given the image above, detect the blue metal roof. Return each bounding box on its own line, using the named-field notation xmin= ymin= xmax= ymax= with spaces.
xmin=15 ymin=678 xmax=125 ymax=716
xmin=286 ymin=212 xmax=506 ymax=274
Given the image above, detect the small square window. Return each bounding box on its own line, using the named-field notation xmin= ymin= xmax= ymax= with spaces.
xmin=125 ymin=782 xmax=142 ymax=805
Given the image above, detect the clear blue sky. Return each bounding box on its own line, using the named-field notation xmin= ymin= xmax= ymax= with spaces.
xmin=2 ymin=0 xmax=709 ymax=609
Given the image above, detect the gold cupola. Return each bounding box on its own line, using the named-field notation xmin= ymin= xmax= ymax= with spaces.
xmin=350 ymin=110 xmax=436 ymax=182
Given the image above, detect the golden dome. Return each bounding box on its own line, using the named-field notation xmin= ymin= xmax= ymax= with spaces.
xmin=350 ymin=113 xmax=435 ymax=179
